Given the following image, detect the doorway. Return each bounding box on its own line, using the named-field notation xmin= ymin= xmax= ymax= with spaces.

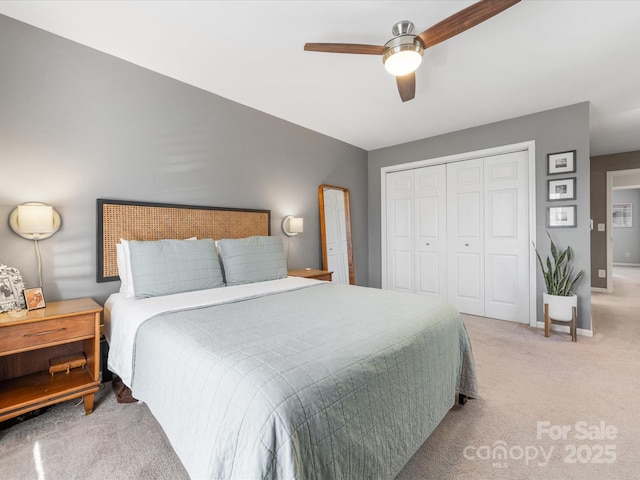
xmin=605 ymin=168 xmax=640 ymax=292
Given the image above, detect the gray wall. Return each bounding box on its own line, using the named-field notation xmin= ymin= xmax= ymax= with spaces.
xmin=590 ymin=150 xmax=640 ymax=288
xmin=612 ymin=189 xmax=640 ymax=264
xmin=368 ymin=103 xmax=592 ymax=330
xmin=0 ymin=15 xmax=368 ymax=305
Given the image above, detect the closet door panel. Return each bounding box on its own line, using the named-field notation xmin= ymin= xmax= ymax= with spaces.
xmin=391 ymin=250 xmax=413 ymax=291
xmin=456 ymin=192 xmax=482 ymax=237
xmin=488 ymin=189 xmax=517 ymax=237
xmin=414 ymin=165 xmax=447 ymax=297
xmin=455 ymin=252 xmax=482 ymax=301
xmin=447 ymin=159 xmax=484 ymax=316
xmin=386 ymin=171 xmax=414 ymax=292
xmin=487 ymin=253 xmax=518 ymax=303
xmin=417 ymin=252 xmax=440 ymax=295
xmin=484 ymin=151 xmax=529 ymax=322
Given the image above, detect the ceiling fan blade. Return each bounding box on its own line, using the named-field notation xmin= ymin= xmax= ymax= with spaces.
xmin=396 ymin=73 xmax=416 ymax=102
xmin=417 ymin=0 xmax=520 ymax=49
xmin=304 ymin=43 xmax=386 ymax=55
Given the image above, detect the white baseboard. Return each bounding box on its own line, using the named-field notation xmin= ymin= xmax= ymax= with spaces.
xmin=535 ymin=321 xmax=593 ymax=337
xmin=613 ymin=262 xmax=640 ymax=267
xmin=591 ymin=287 xmax=607 ymax=293
xmin=578 ymin=327 xmax=593 ymax=337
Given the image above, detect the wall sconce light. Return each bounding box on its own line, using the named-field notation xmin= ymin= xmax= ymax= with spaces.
xmin=9 ymin=202 xmax=62 ymax=287
xmin=282 ymin=216 xmax=304 ymax=237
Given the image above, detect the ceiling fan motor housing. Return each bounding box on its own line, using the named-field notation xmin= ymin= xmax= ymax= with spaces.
xmin=392 ymin=20 xmax=415 ymax=37
xmin=383 ymin=35 xmax=424 ymax=58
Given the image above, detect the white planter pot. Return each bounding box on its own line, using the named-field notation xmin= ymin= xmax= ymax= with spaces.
xmin=543 ymin=293 xmax=577 ymax=322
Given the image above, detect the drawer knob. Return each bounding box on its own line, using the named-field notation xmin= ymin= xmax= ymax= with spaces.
xmin=24 ymin=327 xmax=67 ymax=338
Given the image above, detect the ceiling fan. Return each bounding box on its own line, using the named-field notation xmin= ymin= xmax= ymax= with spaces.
xmin=304 ymin=0 xmax=520 ymax=102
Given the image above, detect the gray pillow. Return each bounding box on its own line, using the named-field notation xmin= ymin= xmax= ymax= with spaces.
xmin=217 ymin=236 xmax=287 ymax=286
xmin=129 ymin=238 xmax=224 ymax=299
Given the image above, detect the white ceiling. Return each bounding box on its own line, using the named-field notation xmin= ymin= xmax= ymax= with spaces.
xmin=1 ymin=0 xmax=640 ymax=155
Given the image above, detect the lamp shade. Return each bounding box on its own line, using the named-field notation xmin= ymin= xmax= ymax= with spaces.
xmin=9 ymin=202 xmax=61 ymax=240
xmin=17 ymin=204 xmax=54 ymax=233
xmin=289 ymin=217 xmax=304 ymax=234
xmin=282 ymin=215 xmax=304 ymax=236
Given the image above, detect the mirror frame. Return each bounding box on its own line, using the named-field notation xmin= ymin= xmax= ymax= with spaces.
xmin=318 ymin=184 xmax=355 ymax=285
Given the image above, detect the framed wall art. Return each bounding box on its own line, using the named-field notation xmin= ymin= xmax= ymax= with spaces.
xmin=547 ymin=205 xmax=577 ymax=228
xmin=547 ymin=150 xmax=576 ymax=175
xmin=612 ymin=203 xmax=632 ymax=228
xmin=547 ymin=177 xmax=576 ymax=201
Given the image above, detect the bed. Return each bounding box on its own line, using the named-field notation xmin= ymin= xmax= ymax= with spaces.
xmin=98 ymin=199 xmax=478 ymax=480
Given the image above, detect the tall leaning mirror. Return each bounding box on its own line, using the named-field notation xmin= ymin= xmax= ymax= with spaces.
xmin=318 ymin=184 xmax=355 ymax=285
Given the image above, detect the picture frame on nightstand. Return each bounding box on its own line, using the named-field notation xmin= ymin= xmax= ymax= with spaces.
xmin=24 ymin=287 xmax=46 ymax=310
xmin=0 ymin=264 xmax=26 ymax=312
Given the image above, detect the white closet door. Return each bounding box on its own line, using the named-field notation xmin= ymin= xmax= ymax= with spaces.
xmin=447 ymin=159 xmax=485 ymax=316
xmin=414 ymin=165 xmax=447 ymax=297
xmin=384 ymin=149 xmax=531 ymax=324
xmin=386 ymin=170 xmax=414 ymax=292
xmin=484 ymin=151 xmax=529 ymax=322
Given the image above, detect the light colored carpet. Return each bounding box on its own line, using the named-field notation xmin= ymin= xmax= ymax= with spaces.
xmin=2 ymin=267 xmax=639 ymax=479
xmin=0 ymin=383 xmax=188 ymax=479
xmin=396 ymin=265 xmax=640 ymax=479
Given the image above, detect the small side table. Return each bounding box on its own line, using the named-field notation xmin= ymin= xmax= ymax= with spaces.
xmin=288 ymin=269 xmax=333 ymax=282
xmin=0 ymin=298 xmax=102 ymax=421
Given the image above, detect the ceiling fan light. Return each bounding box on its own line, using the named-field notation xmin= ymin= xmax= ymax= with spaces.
xmin=384 ymin=50 xmax=422 ymax=76
xmin=383 ymin=36 xmax=424 ymax=76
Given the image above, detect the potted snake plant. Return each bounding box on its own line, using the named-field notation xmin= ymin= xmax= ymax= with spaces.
xmin=534 ymin=232 xmax=584 ymax=321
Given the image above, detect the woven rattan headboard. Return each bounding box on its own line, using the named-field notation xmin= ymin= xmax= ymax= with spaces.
xmin=96 ymin=199 xmax=271 ymax=282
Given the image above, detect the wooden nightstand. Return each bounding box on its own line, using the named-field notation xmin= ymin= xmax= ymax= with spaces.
xmin=0 ymin=298 xmax=102 ymax=422
xmin=288 ymin=268 xmax=333 ymax=282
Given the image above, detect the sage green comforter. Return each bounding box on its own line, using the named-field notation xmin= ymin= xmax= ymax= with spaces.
xmin=131 ymin=282 xmax=477 ymax=479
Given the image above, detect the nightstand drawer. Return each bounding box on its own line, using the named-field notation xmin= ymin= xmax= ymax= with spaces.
xmin=0 ymin=314 xmax=95 ymax=355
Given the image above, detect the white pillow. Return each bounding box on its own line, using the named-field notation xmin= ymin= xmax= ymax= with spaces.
xmin=116 ymin=240 xmax=135 ymax=297
xmin=117 ymin=237 xmax=197 ymax=298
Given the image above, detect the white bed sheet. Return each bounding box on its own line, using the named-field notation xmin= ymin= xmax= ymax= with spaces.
xmin=104 ymin=276 xmax=320 ymax=387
